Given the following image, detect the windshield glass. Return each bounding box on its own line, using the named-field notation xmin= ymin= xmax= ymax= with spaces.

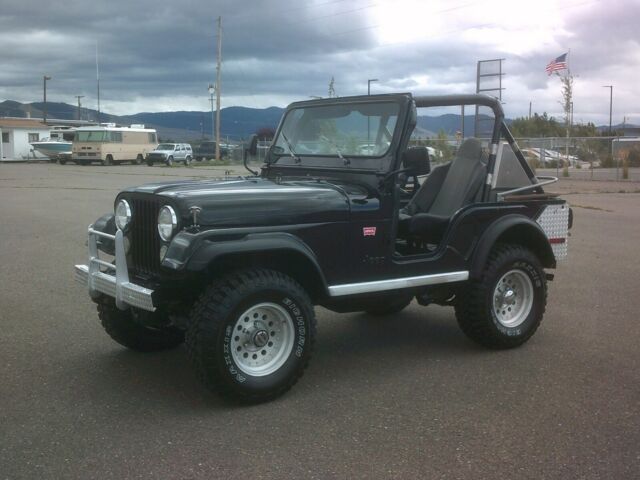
xmin=272 ymin=102 xmax=399 ymax=160
xmin=156 ymin=144 xmax=176 ymax=150
xmin=75 ymin=131 xmax=110 ymax=142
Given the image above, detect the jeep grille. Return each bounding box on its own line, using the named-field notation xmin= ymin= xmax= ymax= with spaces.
xmin=129 ymin=197 xmax=162 ymax=275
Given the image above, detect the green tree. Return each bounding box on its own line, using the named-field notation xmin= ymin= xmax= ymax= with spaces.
xmin=434 ymin=130 xmax=452 ymax=161
xmin=510 ymin=113 xmax=564 ymax=138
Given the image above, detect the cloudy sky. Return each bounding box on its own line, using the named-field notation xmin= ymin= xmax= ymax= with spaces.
xmin=0 ymin=0 xmax=638 ymax=124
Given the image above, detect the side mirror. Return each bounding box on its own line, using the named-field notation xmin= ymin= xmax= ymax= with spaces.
xmin=402 ymin=146 xmax=431 ymax=176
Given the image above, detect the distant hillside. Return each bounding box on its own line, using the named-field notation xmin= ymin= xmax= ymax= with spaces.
xmin=6 ymin=99 xmax=593 ymax=141
xmin=128 ymin=107 xmax=285 ymax=140
xmin=0 ymin=100 xmax=285 ymax=142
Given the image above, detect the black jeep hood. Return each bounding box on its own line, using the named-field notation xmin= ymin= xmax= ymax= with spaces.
xmin=120 ymin=177 xmax=350 ymax=228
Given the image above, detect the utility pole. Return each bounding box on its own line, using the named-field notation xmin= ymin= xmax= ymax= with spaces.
xmin=43 ymin=75 xmax=51 ymax=123
xmin=602 ymin=85 xmax=613 ymax=135
xmin=215 ymin=16 xmax=222 ymax=161
xmin=529 ymin=101 xmax=532 ymax=119
xmin=208 ymin=84 xmax=215 ymax=140
xmin=96 ymin=42 xmax=101 ymax=123
xmin=75 ymin=95 xmax=85 ymax=120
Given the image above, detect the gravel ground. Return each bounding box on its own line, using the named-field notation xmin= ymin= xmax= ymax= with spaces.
xmin=1 ymin=163 xmax=639 ymax=479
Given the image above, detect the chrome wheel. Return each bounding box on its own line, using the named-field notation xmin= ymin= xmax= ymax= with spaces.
xmin=492 ymin=269 xmax=534 ymax=328
xmin=230 ymin=302 xmax=295 ymax=377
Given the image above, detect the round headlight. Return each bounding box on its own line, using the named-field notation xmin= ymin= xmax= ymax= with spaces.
xmin=115 ymin=199 xmax=131 ymax=230
xmin=157 ymin=205 xmax=177 ymax=241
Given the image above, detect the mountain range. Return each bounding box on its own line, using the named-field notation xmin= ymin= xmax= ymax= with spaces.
xmin=2 ymin=99 xmax=633 ymax=141
xmin=0 ymin=100 xmax=285 ymax=142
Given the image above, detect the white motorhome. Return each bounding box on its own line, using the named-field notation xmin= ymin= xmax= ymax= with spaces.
xmin=72 ymin=124 xmax=158 ymax=165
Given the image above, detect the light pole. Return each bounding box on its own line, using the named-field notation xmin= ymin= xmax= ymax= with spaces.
xmin=367 ymin=78 xmax=378 ymax=96
xmin=602 ymin=85 xmax=615 ymax=178
xmin=208 ymin=84 xmax=215 ymax=141
xmin=75 ymin=95 xmax=85 ymax=121
xmin=43 ymin=75 xmax=51 ymax=123
xmin=602 ymin=85 xmax=613 ymax=135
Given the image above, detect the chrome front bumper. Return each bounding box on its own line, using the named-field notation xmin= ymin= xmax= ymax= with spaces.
xmin=74 ymin=227 xmax=156 ymax=312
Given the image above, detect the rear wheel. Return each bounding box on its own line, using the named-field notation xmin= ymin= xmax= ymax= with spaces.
xmin=102 ymin=155 xmax=113 ymax=166
xmin=455 ymin=244 xmax=547 ymax=349
xmin=98 ymin=302 xmax=184 ymax=352
xmin=134 ymin=154 xmax=144 ymax=165
xmin=186 ymin=269 xmax=316 ymax=402
xmin=185 ymin=155 xmax=192 ymax=166
xmin=58 ymin=158 xmax=67 ymax=165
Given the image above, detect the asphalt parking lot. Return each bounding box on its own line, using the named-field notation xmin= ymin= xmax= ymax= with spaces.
xmin=1 ymin=163 xmax=639 ymax=479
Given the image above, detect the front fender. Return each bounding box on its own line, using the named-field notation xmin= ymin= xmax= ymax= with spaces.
xmin=163 ymin=229 xmax=324 ymax=276
xmin=470 ymin=214 xmax=555 ymax=279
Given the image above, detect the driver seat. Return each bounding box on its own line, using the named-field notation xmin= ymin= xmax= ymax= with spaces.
xmin=399 ymin=138 xmax=487 ymax=243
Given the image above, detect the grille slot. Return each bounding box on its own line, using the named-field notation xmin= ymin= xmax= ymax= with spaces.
xmin=129 ymin=197 xmax=162 ymax=275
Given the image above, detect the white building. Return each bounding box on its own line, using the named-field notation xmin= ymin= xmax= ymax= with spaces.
xmin=0 ymin=118 xmax=51 ymax=161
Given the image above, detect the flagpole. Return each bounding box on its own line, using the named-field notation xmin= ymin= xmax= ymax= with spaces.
xmin=565 ymin=48 xmax=571 ymax=167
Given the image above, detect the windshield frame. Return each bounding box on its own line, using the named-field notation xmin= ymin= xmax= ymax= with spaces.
xmin=267 ymin=95 xmax=412 ymax=173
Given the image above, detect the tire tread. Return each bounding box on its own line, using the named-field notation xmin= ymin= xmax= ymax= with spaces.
xmin=455 ymin=243 xmax=547 ymax=349
xmin=186 ymin=268 xmax=316 ymax=402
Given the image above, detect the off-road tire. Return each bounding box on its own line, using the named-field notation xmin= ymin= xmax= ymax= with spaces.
xmin=365 ymin=295 xmax=412 ymax=316
xmin=98 ymin=302 xmax=184 ymax=352
xmin=455 ymin=244 xmax=547 ymax=349
xmin=186 ymin=269 xmax=316 ymax=402
xmin=166 ymin=156 xmax=173 ymax=167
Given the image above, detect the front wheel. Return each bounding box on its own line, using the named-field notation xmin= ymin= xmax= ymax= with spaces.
xmin=184 ymin=155 xmax=192 ymax=166
xmin=455 ymin=244 xmax=547 ymax=349
xmin=166 ymin=156 xmax=173 ymax=167
xmin=98 ymin=302 xmax=184 ymax=352
xmin=186 ymin=269 xmax=316 ymax=402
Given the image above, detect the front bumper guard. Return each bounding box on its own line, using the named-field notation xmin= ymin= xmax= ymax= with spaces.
xmin=74 ymin=227 xmax=156 ymax=312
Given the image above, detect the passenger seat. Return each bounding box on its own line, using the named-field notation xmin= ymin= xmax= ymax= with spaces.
xmin=399 ymin=138 xmax=487 ymax=243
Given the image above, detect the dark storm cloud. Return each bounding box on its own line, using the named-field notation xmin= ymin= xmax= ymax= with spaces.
xmin=0 ymin=0 xmax=638 ymax=122
xmin=0 ymin=0 xmax=377 ymax=107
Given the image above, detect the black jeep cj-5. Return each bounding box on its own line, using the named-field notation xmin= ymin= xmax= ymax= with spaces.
xmin=75 ymin=93 xmax=572 ymax=402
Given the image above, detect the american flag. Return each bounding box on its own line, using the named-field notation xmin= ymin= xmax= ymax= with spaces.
xmin=546 ymin=53 xmax=568 ymax=75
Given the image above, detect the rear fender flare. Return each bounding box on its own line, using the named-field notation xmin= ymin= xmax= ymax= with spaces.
xmin=470 ymin=214 xmax=555 ymax=279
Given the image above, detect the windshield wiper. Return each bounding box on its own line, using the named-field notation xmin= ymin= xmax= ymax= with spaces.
xmin=320 ymin=135 xmax=351 ymax=166
xmin=280 ymin=132 xmax=301 ymax=164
